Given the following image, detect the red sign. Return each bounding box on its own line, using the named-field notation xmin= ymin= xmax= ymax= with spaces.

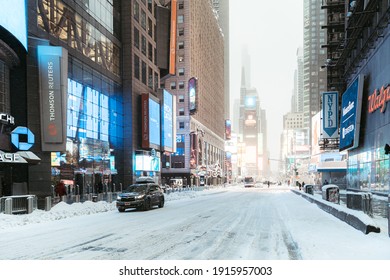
xmin=141 ymin=93 xmax=150 ymax=148
xmin=368 ymin=84 xmax=390 ymax=114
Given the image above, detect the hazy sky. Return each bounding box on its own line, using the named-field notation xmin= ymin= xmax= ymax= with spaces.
xmin=229 ymin=0 xmax=304 ymax=162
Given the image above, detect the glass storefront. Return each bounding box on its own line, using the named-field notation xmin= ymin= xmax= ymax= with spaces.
xmin=347 ymin=148 xmax=390 ymax=194
xmin=51 ymin=57 xmax=124 ymax=194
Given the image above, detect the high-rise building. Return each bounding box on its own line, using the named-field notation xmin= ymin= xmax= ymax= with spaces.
xmin=161 ymin=0 xmax=225 ymax=186
xmin=303 ymin=0 xmax=327 ymax=137
xmin=211 ymin=0 xmax=230 ymax=121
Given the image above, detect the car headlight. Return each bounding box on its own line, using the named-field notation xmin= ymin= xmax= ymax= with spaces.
xmin=116 ymin=196 xmax=122 ymax=201
xmin=135 ymin=195 xmax=145 ymax=199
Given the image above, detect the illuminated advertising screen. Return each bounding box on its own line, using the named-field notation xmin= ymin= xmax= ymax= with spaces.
xmin=149 ymin=98 xmax=161 ymax=149
xmin=339 ymin=75 xmax=364 ymax=151
xmin=135 ymin=154 xmax=161 ymax=172
xmin=0 ymin=0 xmax=27 ymax=50
xmin=141 ymin=93 xmax=161 ymax=150
xmin=244 ymin=95 xmax=257 ymax=110
xmin=162 ymin=90 xmax=174 ymax=152
xmin=225 ymin=119 xmax=232 ymax=140
xmin=188 ymin=77 xmax=198 ymax=114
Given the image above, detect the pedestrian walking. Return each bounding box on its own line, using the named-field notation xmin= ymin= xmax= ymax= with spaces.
xmin=55 ymin=181 xmax=67 ymax=200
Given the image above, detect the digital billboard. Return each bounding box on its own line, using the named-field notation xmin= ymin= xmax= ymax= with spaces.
xmin=38 ymin=45 xmax=68 ymax=151
xmin=244 ymin=95 xmax=257 ymax=110
xmin=321 ymin=91 xmax=339 ymax=139
xmin=135 ymin=154 xmax=161 ymax=172
xmin=169 ymin=0 xmax=177 ymax=75
xmin=188 ymin=77 xmax=198 ymax=114
xmin=0 ymin=0 xmax=27 ymax=50
xmin=225 ymin=119 xmax=232 ymax=140
xmin=161 ymin=90 xmax=175 ymax=152
xmin=141 ymin=93 xmax=161 ymax=150
xmin=339 ymin=75 xmax=364 ymax=151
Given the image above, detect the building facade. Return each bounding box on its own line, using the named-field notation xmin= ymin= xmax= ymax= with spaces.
xmin=161 ymin=0 xmax=225 ymax=186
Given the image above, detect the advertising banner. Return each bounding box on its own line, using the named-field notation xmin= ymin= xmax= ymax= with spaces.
xmin=321 ymin=91 xmax=339 ymax=139
xmin=189 ymin=77 xmax=198 ymax=114
xmin=169 ymin=0 xmax=177 ymax=75
xmin=339 ymin=75 xmax=364 ymax=151
xmin=161 ymin=90 xmax=175 ymax=152
xmin=141 ymin=93 xmax=161 ymax=150
xmin=0 ymin=0 xmax=27 ymax=50
xmin=38 ymin=45 xmax=68 ymax=151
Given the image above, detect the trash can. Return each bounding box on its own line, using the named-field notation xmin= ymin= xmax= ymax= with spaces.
xmin=322 ymin=184 xmax=340 ymax=204
xmin=304 ymin=185 xmax=314 ymax=195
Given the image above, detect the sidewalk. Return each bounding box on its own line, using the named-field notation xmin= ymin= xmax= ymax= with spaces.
xmin=291 ymin=188 xmax=389 ymax=237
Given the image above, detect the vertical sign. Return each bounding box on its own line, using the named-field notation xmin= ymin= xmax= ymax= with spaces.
xmin=321 ymin=91 xmax=339 ymax=139
xmin=38 ymin=45 xmax=68 ymax=151
xmin=162 ymin=90 xmax=175 ymax=152
xmin=169 ymin=0 xmax=177 ymax=75
xmin=188 ymin=77 xmax=198 ymax=114
xmin=225 ymin=119 xmax=232 ymax=140
xmin=141 ymin=93 xmax=150 ymax=149
xmin=339 ymin=75 xmax=364 ymax=151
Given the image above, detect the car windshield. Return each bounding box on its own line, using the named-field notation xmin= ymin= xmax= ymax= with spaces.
xmin=125 ymin=184 xmax=147 ymax=193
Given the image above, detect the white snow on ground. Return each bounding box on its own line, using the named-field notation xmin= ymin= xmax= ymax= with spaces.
xmin=0 ymin=186 xmax=226 ymax=230
xmin=1 ymin=184 xmax=390 ymax=261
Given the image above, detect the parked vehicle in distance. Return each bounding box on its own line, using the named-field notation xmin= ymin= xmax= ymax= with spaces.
xmin=244 ymin=176 xmax=255 ymax=188
xmin=116 ymin=177 xmax=165 ymax=212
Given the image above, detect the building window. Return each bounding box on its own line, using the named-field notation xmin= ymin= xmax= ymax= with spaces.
xmin=134 ymin=2 xmax=139 ymax=21
xmin=179 ymin=2 xmax=184 ymax=9
xmin=148 ymin=18 xmax=153 ymax=37
xmin=179 ymin=122 xmax=185 ymax=129
xmin=142 ymin=61 xmax=147 ymax=85
xmin=170 ymin=81 xmax=176 ymax=90
xmin=141 ymin=10 xmax=147 ymax=30
xmin=134 ymin=55 xmax=140 ymax=80
xmin=148 ymin=0 xmax=153 ymax=13
xmin=178 ymin=41 xmax=184 ymax=49
xmin=141 ymin=35 xmax=146 ymax=55
xmin=148 ymin=42 xmax=153 ymax=61
xmin=148 ymin=67 xmax=153 ymax=89
xmin=178 ymin=81 xmax=185 ymax=89
xmin=179 ymin=108 xmax=185 ymax=116
xmin=154 ymin=72 xmax=158 ymax=90
xmin=178 ymin=15 xmax=184 ymax=24
xmin=178 ymin=95 xmax=184 ymax=102
xmin=178 ymin=28 xmax=184 ymax=36
xmin=134 ymin=27 xmax=139 ymax=49
xmin=178 ymin=55 xmax=184 ymax=62
xmin=178 ymin=68 xmax=185 ymax=76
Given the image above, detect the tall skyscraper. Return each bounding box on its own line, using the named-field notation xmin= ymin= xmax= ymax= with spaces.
xmin=211 ymin=0 xmax=230 ymax=120
xmin=303 ymin=0 xmax=327 ymax=140
xmin=162 ymin=0 xmax=225 ymax=186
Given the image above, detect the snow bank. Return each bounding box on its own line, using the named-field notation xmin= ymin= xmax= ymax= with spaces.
xmin=0 ymin=185 xmax=231 ymax=230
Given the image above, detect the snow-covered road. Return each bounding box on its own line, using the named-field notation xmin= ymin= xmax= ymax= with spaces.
xmin=1 ymin=185 xmax=390 ymax=260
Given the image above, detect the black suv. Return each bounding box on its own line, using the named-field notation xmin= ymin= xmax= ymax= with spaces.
xmin=116 ymin=177 xmax=165 ymax=212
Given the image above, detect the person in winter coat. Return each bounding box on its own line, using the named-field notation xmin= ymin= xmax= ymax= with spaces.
xmin=55 ymin=181 xmax=67 ymax=200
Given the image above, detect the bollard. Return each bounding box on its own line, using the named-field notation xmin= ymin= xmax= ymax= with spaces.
xmin=4 ymin=198 xmax=12 ymax=215
xmin=386 ymin=193 xmax=390 ymax=236
xmin=75 ymin=194 xmax=80 ymax=203
xmin=45 ymin=196 xmax=52 ymax=211
xmin=107 ymin=192 xmax=112 ymax=203
xmin=61 ymin=195 xmax=67 ymax=203
xmin=27 ymin=196 xmax=34 ymax=214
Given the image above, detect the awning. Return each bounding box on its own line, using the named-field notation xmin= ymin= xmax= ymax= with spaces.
xmin=16 ymin=151 xmax=41 ymax=164
xmin=316 ymin=160 xmax=346 ymax=172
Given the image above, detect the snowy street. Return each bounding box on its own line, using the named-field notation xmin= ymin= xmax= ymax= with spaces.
xmin=1 ymin=185 xmax=390 ymax=260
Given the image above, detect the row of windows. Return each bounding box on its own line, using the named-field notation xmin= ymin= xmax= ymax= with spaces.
xmin=133 ymin=1 xmax=155 ymax=39
xmin=134 ymin=54 xmax=159 ymax=90
xmin=134 ymin=27 xmax=155 ymax=63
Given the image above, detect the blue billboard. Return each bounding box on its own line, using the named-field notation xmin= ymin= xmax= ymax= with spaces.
xmin=339 ymin=75 xmax=364 ymax=151
xmin=161 ymin=90 xmax=174 ymax=152
xmin=244 ymin=95 xmax=257 ymax=110
xmin=149 ymin=98 xmax=161 ymax=148
xmin=321 ymin=91 xmax=339 ymax=139
xmin=0 ymin=0 xmax=28 ymax=50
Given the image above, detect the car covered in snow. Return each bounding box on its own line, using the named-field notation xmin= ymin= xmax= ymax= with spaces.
xmin=116 ymin=177 xmax=165 ymax=212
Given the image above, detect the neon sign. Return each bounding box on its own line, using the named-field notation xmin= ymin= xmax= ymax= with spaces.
xmin=368 ymin=84 xmax=390 ymax=114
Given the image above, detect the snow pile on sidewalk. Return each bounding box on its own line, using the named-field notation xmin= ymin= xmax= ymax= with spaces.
xmin=0 ymin=185 xmax=231 ymax=230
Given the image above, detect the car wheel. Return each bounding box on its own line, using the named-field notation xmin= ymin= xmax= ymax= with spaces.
xmin=158 ymin=197 xmax=165 ymax=208
xmin=118 ymin=207 xmax=125 ymax=212
xmin=143 ymin=199 xmax=151 ymax=211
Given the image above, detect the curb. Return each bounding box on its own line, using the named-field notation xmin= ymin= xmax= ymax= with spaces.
xmin=291 ymin=189 xmax=381 ymax=234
